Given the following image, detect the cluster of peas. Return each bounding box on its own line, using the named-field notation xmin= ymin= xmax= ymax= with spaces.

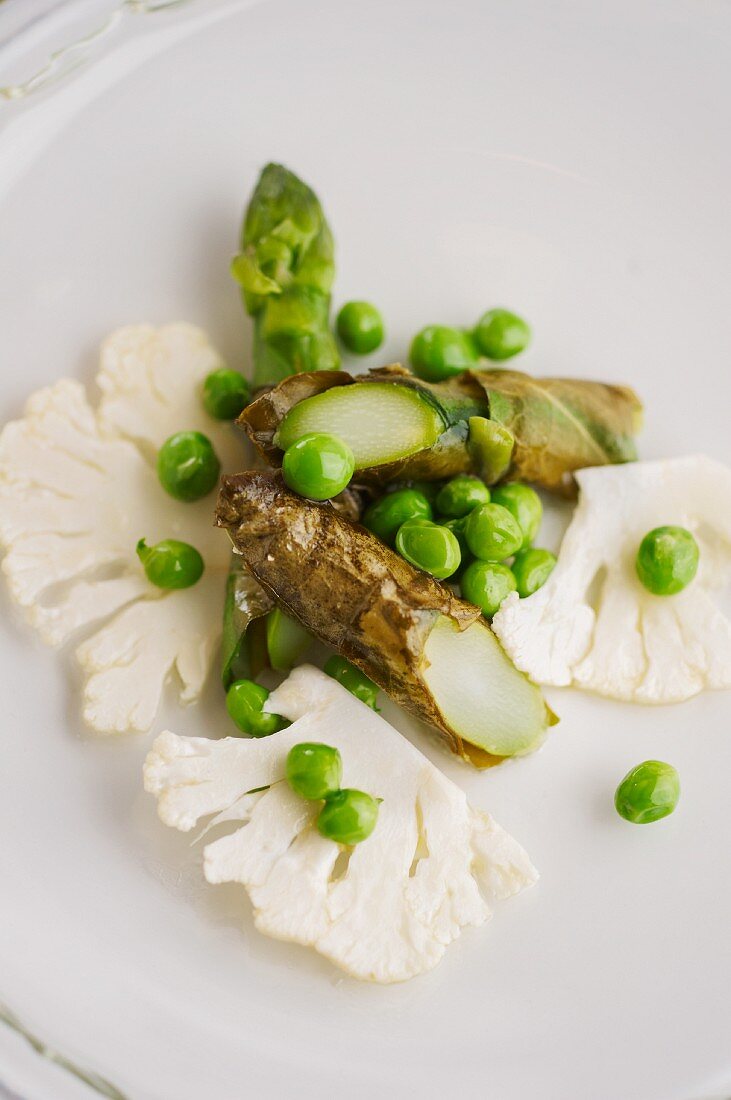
xmin=135 ymin=367 xmax=252 ymax=590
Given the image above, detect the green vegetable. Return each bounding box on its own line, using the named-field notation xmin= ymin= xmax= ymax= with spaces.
xmin=282 ymin=432 xmax=354 ymax=500
xmin=202 ymin=368 xmax=251 ymax=420
xmin=243 ymin=366 xmax=641 ymax=493
xmin=436 ymin=475 xmax=490 ymax=517
xmin=231 ymin=164 xmax=339 ymax=386
xmin=490 ymin=482 xmax=542 ymax=548
xmin=439 ymin=516 xmax=470 ymax=559
xmin=226 ymin=679 xmax=289 ymax=737
xmin=157 ymin=430 xmax=221 ymax=502
xmin=467 ymin=416 xmax=515 ymax=485
xmin=474 ymin=309 xmax=531 ymax=361
xmin=221 ymin=556 xmax=273 ymax=688
xmin=336 ymin=301 xmax=384 ymax=355
xmin=460 ymin=560 xmax=516 ymax=617
xmin=512 ymin=547 xmax=557 ymax=597
xmin=635 ymin=526 xmax=699 ymax=596
xmin=395 ymin=518 xmax=461 ymax=579
xmin=409 ymin=325 xmax=478 ymax=381
xmin=286 ymin=742 xmax=342 ymax=801
xmin=317 ymin=789 xmax=380 ymax=845
xmin=465 ymin=503 xmax=523 ymax=562
xmin=265 ymin=607 xmax=310 ymax=671
xmin=276 ymin=380 xmax=447 ymax=470
xmin=136 ymin=538 xmax=204 ymax=590
xmin=324 ymin=655 xmax=380 ymax=710
xmin=614 ymin=760 xmax=680 ymax=824
xmin=363 ymin=488 xmax=432 ymax=544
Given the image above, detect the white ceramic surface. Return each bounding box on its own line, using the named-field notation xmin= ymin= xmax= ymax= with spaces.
xmin=1 ymin=1 xmax=730 ymax=1098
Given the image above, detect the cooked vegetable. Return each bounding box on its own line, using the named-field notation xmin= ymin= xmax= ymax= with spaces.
xmin=144 ymin=665 xmax=538 ymax=982
xmin=317 ymin=788 xmax=380 ymax=844
xmin=410 ymin=325 xmax=478 ymax=381
xmin=439 ymin=516 xmax=470 ymax=559
xmin=0 ymin=324 xmax=239 ymax=734
xmin=216 ymin=470 xmax=555 ymax=764
xmin=435 ymin=475 xmax=490 ymax=517
xmin=395 ymin=518 xmax=461 ymax=580
xmin=203 ymin=367 xmax=251 ymax=420
xmin=461 ymin=561 xmax=516 ymax=618
xmin=226 ymin=679 xmax=288 ymax=737
xmin=266 ymin=607 xmax=311 ymax=671
xmin=286 ymin=742 xmax=342 ymax=800
xmin=465 ymin=503 xmax=523 ymax=562
xmin=324 ymin=655 xmax=379 ymax=709
xmin=136 ymin=538 xmax=204 ymax=590
xmin=363 ymin=487 xmax=432 ymax=544
xmin=240 ymin=365 xmax=641 ymax=492
xmin=490 ymin=482 xmax=542 ymax=548
xmin=281 ymin=432 xmax=354 ymax=500
xmin=492 ymin=456 xmax=731 ymax=703
xmin=615 ymin=761 xmax=680 ymax=824
xmin=276 ymin=379 xmax=448 ymax=469
xmin=221 ymin=556 xmax=273 ymax=688
xmin=157 ymin=430 xmax=221 ymax=502
xmin=474 ymin=308 xmax=531 ymax=361
xmin=512 ymin=548 xmax=556 ymax=597
xmin=231 ymin=164 xmax=339 ymax=386
xmin=336 ymin=301 xmax=384 ymax=354
xmin=636 ymin=526 xmax=699 ymax=596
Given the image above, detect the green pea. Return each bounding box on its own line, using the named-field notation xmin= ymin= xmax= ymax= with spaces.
xmin=465 ymin=503 xmax=523 ymax=561
xmin=225 ymin=679 xmax=289 ymax=737
xmin=490 ymin=483 xmax=542 ymax=548
xmin=136 ymin=538 xmax=204 ymax=590
xmin=635 ymin=526 xmax=699 ymax=596
xmin=395 ymin=518 xmax=461 ymax=579
xmin=363 ymin=488 xmax=432 ymax=544
xmin=436 ymin=475 xmax=491 ymax=518
xmin=615 ymin=760 xmax=680 ymax=824
xmin=286 ymin=742 xmax=342 ymax=801
xmin=317 ymin=789 xmax=381 ymax=845
xmin=202 ymin=367 xmax=251 ymax=420
xmin=473 ymin=308 xmax=531 ymax=361
xmin=336 ymin=301 xmax=385 ymax=355
xmin=460 ymin=560 xmax=517 ymax=617
xmin=512 ymin=548 xmax=557 ymax=598
xmin=282 ymin=432 xmax=355 ymax=500
xmin=157 ymin=430 xmax=221 ymax=502
xmin=324 ymin=656 xmax=380 ymax=710
xmin=409 ymin=325 xmax=478 ymax=382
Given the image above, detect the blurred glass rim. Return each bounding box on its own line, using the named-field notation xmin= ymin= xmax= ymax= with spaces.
xmin=0 ymin=0 xmax=196 ymax=105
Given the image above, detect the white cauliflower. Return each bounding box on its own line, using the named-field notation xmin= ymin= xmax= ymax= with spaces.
xmin=143 ymin=665 xmax=537 ymax=983
xmin=493 ymin=456 xmax=731 ymax=703
xmin=0 ymin=324 xmax=244 ymax=733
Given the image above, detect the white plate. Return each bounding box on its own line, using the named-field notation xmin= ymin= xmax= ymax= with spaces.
xmin=1 ymin=2 xmax=730 ymax=1098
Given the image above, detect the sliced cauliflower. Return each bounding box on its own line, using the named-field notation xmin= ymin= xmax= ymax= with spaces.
xmin=143 ymin=665 xmax=537 ymax=983
xmin=0 ymin=324 xmax=244 ymax=733
xmin=493 ymin=456 xmax=731 ymax=703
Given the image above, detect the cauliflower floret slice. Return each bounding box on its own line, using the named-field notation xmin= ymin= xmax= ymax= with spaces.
xmin=0 ymin=324 xmax=241 ymax=733
xmin=492 ymin=456 xmax=731 ymax=703
xmin=143 ymin=665 xmax=537 ymax=983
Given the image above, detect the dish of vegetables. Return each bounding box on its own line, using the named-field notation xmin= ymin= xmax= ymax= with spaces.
xmin=1 ymin=2 xmax=730 ymax=1098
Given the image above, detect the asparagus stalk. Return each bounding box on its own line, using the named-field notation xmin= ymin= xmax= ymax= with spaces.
xmin=239 ymin=364 xmax=642 ymax=492
xmin=231 ymin=164 xmax=340 ymax=387
xmin=216 ymin=470 xmax=556 ymax=767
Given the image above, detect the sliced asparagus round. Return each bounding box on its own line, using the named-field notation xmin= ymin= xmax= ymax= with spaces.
xmin=276 ymin=381 xmax=446 ymax=468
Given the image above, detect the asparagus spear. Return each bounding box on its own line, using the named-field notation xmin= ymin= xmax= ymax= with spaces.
xmin=231 ymin=164 xmax=340 ymax=387
xmin=239 ymin=364 xmax=642 ymax=492
xmin=216 ymin=470 xmax=556 ymax=767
